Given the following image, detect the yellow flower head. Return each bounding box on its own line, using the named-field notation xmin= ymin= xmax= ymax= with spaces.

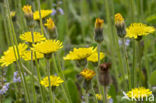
xmin=20 ymin=32 xmax=46 ymax=43
xmin=44 ymin=18 xmax=55 ymax=30
xmin=10 ymin=11 xmax=16 ymax=18
xmin=33 ymin=10 xmax=53 ymax=20
xmin=96 ymin=94 xmax=111 ymax=100
xmin=115 ymin=13 xmax=124 ymax=24
xmin=63 ymin=47 xmax=96 ymax=60
xmin=22 ymin=50 xmax=44 ymax=61
xmin=40 ymin=75 xmax=64 ymax=87
xmin=95 ymin=18 xmax=104 ymax=29
xmin=126 ymin=23 xmax=155 ymax=39
xmin=22 ymin=5 xmax=33 ymax=15
xmin=0 ymin=43 xmax=28 ymax=67
xmin=80 ymin=69 xmax=95 ymax=80
xmin=32 ymin=40 xmax=63 ymax=54
xmin=127 ymin=87 xmax=152 ymax=99
xmin=87 ymin=52 xmax=105 ymax=62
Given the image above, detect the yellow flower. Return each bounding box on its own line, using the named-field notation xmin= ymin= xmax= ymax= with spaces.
xmin=22 ymin=50 xmax=44 ymax=61
xmin=0 ymin=43 xmax=28 ymax=67
xmin=96 ymin=94 xmax=111 ymax=100
xmin=64 ymin=47 xmax=96 ymax=60
xmin=44 ymin=18 xmax=55 ymax=30
xmin=80 ymin=69 xmax=95 ymax=80
xmin=127 ymin=87 xmax=152 ymax=99
xmin=33 ymin=10 xmax=53 ymax=20
xmin=32 ymin=40 xmax=63 ymax=54
xmin=10 ymin=11 xmax=16 ymax=18
xmin=20 ymin=32 xmax=46 ymax=43
xmin=87 ymin=52 xmax=105 ymax=62
xmin=126 ymin=23 xmax=155 ymax=39
xmin=22 ymin=5 xmax=33 ymax=15
xmin=115 ymin=13 xmax=124 ymax=24
xmin=95 ymin=18 xmax=104 ymax=29
xmin=40 ymin=75 xmax=64 ymax=87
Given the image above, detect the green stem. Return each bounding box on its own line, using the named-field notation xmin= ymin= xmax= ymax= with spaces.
xmin=5 ymin=0 xmax=31 ymax=102
xmin=122 ymin=38 xmax=131 ymax=89
xmin=52 ymin=54 xmax=72 ymax=103
xmin=132 ymin=40 xmax=136 ymax=88
xmin=104 ymin=86 xmax=108 ymax=103
xmin=36 ymin=0 xmax=44 ymax=36
xmin=46 ymin=59 xmax=53 ymax=103
xmin=30 ymin=28 xmax=37 ymax=103
xmin=97 ymin=43 xmax=106 ymax=103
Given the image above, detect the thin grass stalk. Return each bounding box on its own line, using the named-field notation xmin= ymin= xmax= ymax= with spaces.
xmin=97 ymin=44 xmax=106 ymax=103
xmin=52 ymin=54 xmax=72 ymax=103
xmin=46 ymin=59 xmax=53 ymax=103
xmin=91 ymin=84 xmax=98 ymax=103
xmin=103 ymin=0 xmax=126 ymax=90
xmin=132 ymin=40 xmax=136 ymax=88
xmin=30 ymin=29 xmax=37 ymax=103
xmin=122 ymin=38 xmax=132 ymax=89
xmin=34 ymin=59 xmax=45 ymax=103
xmin=104 ymin=86 xmax=108 ymax=103
xmin=5 ymin=0 xmax=31 ymax=102
xmin=36 ymin=0 xmax=44 ymax=36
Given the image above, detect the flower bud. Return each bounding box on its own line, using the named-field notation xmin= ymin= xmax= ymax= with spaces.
xmin=44 ymin=18 xmax=57 ymax=39
xmin=10 ymin=11 xmax=16 ymax=22
xmin=94 ymin=18 xmax=104 ymax=43
xmin=22 ymin=5 xmax=34 ymax=28
xmin=115 ymin=13 xmax=126 ymax=38
xmin=99 ymin=63 xmax=111 ymax=86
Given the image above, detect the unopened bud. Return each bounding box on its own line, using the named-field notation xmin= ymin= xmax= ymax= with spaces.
xmin=115 ymin=13 xmax=126 ymax=38
xmin=94 ymin=18 xmax=104 ymax=43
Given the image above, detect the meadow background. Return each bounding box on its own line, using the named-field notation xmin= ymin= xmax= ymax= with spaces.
xmin=0 ymin=0 xmax=156 ymax=103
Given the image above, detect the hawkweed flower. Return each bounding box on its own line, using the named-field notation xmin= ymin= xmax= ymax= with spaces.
xmin=87 ymin=52 xmax=105 ymax=63
xmin=44 ymin=18 xmax=57 ymax=39
xmin=64 ymin=47 xmax=96 ymax=67
xmin=99 ymin=63 xmax=111 ymax=86
xmin=13 ymin=71 xmax=21 ymax=83
xmin=94 ymin=18 xmax=104 ymax=43
xmin=32 ymin=40 xmax=63 ymax=59
xmin=22 ymin=50 xmax=44 ymax=61
xmin=0 ymin=83 xmax=10 ymax=95
xmin=20 ymin=32 xmax=46 ymax=44
xmin=40 ymin=75 xmax=64 ymax=87
xmin=115 ymin=13 xmax=126 ymax=38
xmin=0 ymin=43 xmax=28 ymax=67
xmin=80 ymin=69 xmax=95 ymax=80
xmin=126 ymin=23 xmax=155 ymax=40
xmin=64 ymin=47 xmax=96 ymax=60
xmin=10 ymin=11 xmax=16 ymax=21
xmin=80 ymin=69 xmax=95 ymax=91
xmin=127 ymin=87 xmax=152 ymax=101
xmin=33 ymin=10 xmax=53 ymax=20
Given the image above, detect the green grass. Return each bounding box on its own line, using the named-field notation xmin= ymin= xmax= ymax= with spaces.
xmin=0 ymin=0 xmax=156 ymax=103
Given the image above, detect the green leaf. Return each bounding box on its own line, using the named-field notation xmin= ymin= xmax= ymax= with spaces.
xmin=149 ymin=70 xmax=156 ymax=86
xmin=67 ymin=79 xmax=81 ymax=103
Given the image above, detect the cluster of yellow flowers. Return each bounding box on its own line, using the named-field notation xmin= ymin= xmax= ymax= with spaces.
xmin=114 ymin=13 xmax=155 ymax=39
xmin=22 ymin=5 xmax=52 ymax=20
